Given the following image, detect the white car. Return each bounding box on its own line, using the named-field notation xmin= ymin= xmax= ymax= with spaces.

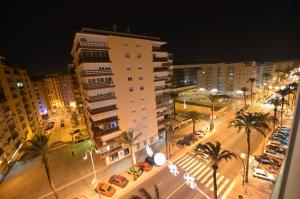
xmin=264 ymin=150 xmax=285 ymax=160
xmin=253 ymin=168 xmax=275 ymax=182
xmin=194 ymin=130 xmax=206 ymax=137
xmin=196 ymin=152 xmax=209 ymax=159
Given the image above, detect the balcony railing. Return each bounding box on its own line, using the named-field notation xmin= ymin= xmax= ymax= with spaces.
xmin=83 ymin=83 xmax=114 ymax=90
xmin=79 ymin=56 xmax=110 ymax=64
xmin=152 ymin=47 xmax=167 ymax=52
xmin=154 ymin=67 xmax=169 ymax=72
xmin=76 ymin=41 xmax=109 ymax=51
xmin=89 ymin=116 xmax=119 ymax=125
xmin=88 ymin=105 xmax=117 ymax=115
xmin=157 ymin=118 xmax=168 ymax=126
xmin=81 ymin=70 xmax=113 ymax=77
xmin=156 ymin=102 xmax=169 ymax=109
xmin=86 ymin=92 xmax=115 ymax=103
xmin=156 ymin=93 xmax=170 ymax=101
xmin=155 ymin=85 xmax=170 ymax=91
xmin=92 ymin=126 xmax=120 ymax=136
xmin=153 ymin=57 xmax=168 ymax=62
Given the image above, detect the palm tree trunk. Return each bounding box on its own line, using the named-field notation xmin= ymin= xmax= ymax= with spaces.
xmin=213 ymin=166 xmax=218 ymax=199
xmin=281 ymin=98 xmax=284 ymax=126
xmin=243 ymin=92 xmax=246 ymax=107
xmin=43 ymin=155 xmax=59 ymax=199
xmin=273 ymin=108 xmax=277 ymax=132
xmin=245 ymin=130 xmax=250 ymax=183
xmin=192 ymin=120 xmax=195 ymax=133
xmin=130 ymin=146 xmax=138 ymax=180
xmin=250 ymin=83 xmax=253 ymax=105
xmin=210 ymin=103 xmax=215 ymax=131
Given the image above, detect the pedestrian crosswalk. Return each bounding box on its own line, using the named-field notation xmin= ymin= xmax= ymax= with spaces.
xmin=174 ymin=153 xmax=236 ymax=197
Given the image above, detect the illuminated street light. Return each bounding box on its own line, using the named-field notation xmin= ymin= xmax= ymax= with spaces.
xmin=183 ymin=100 xmax=187 ymax=109
xmin=145 ymin=145 xmax=154 ymax=157
xmin=83 ymin=147 xmax=100 ymax=186
xmin=183 ymin=172 xmax=198 ymax=189
xmin=168 ymin=161 xmax=179 ymax=176
xmin=154 ymin=153 xmax=166 ymax=166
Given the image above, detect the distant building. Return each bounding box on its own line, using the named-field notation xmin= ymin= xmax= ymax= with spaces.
xmin=31 ymin=77 xmax=51 ymax=119
xmin=44 ymin=75 xmax=64 ymax=110
xmin=0 ymin=57 xmax=39 ymax=142
xmin=57 ymin=74 xmax=75 ymax=107
xmin=71 ymin=28 xmax=171 ymax=165
xmin=68 ymin=63 xmax=82 ymax=112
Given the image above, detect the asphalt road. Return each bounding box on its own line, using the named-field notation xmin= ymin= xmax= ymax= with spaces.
xmin=122 ymin=103 xmax=274 ymax=199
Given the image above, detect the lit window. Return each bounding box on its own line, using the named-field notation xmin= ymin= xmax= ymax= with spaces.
xmin=129 ymin=87 xmax=134 ymax=92
xmin=128 ymin=77 xmax=132 ymax=81
xmin=127 ymin=67 xmax=131 ymax=70
xmin=137 ymin=53 xmax=142 ymax=58
xmin=140 ymin=86 xmax=144 ymax=90
xmin=138 ymin=66 xmax=142 ymax=69
xmin=125 ymin=53 xmax=130 ymax=58
xmin=139 ymin=76 xmax=143 ymax=80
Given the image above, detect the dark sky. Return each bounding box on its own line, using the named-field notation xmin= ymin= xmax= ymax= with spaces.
xmin=1 ymin=1 xmax=299 ymax=75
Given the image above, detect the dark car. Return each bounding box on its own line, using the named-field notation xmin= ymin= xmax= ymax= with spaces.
xmin=177 ymin=139 xmax=191 ymax=146
xmin=272 ymin=133 xmax=288 ymax=140
xmin=255 ymin=155 xmax=281 ymax=167
xmin=136 ymin=161 xmax=152 ymax=171
xmin=184 ymin=134 xmax=198 ymax=143
xmin=145 ymin=156 xmax=155 ymax=165
xmin=266 ymin=145 xmax=286 ymax=154
xmin=109 ymin=175 xmax=128 ymax=188
xmin=270 ymin=137 xmax=288 ymax=145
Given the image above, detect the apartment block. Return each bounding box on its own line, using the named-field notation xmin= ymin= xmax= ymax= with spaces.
xmin=31 ymin=77 xmax=51 ymax=119
xmin=44 ymin=75 xmax=64 ymax=110
xmin=0 ymin=57 xmax=39 ymax=141
xmin=57 ymin=74 xmax=75 ymax=107
xmin=68 ymin=63 xmax=82 ymax=112
xmin=71 ymin=28 xmax=171 ymax=165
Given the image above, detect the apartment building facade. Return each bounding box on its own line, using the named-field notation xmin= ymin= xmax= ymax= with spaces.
xmin=57 ymin=74 xmax=75 ymax=107
xmin=71 ymin=28 xmax=171 ymax=165
xmin=44 ymin=75 xmax=64 ymax=110
xmin=0 ymin=57 xmax=39 ymax=142
xmin=31 ymin=77 xmax=51 ymax=118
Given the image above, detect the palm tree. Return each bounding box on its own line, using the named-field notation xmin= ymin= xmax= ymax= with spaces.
xmin=247 ymin=78 xmax=256 ymax=105
xmin=229 ymin=112 xmax=272 ymax=183
xmin=197 ymin=142 xmax=236 ymax=199
xmin=131 ymin=185 xmax=160 ymax=199
xmin=20 ymin=134 xmax=62 ymax=199
xmin=277 ymin=88 xmax=290 ymax=126
xmin=240 ymin=87 xmax=249 ymax=107
xmin=186 ymin=111 xmax=201 ymax=134
xmin=268 ymin=97 xmax=282 ymax=131
xmin=208 ymin=94 xmax=229 ymax=130
xmin=118 ymin=130 xmax=142 ymax=180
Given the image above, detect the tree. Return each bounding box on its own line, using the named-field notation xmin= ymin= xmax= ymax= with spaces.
xmin=20 ymin=134 xmax=62 ymax=199
xmin=277 ymin=88 xmax=290 ymax=126
xmin=186 ymin=111 xmax=201 ymax=134
xmin=268 ymin=97 xmax=282 ymax=131
xmin=118 ymin=130 xmax=142 ymax=180
xmin=208 ymin=94 xmax=229 ymax=130
xmin=131 ymin=185 xmax=160 ymax=199
xmin=247 ymin=78 xmax=256 ymax=105
xmin=197 ymin=142 xmax=236 ymax=199
xmin=229 ymin=112 xmax=271 ymax=183
xmin=240 ymin=87 xmax=249 ymax=107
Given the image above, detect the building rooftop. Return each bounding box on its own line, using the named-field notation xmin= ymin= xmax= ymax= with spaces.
xmin=80 ymin=27 xmax=163 ymax=41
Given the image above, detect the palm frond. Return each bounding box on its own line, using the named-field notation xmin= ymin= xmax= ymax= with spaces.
xmin=131 ymin=196 xmax=143 ymax=199
xmin=139 ymin=188 xmax=152 ymax=199
xmin=154 ymin=184 xmax=160 ymax=199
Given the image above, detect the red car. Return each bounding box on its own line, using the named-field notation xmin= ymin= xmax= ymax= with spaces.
xmin=136 ymin=161 xmax=152 ymax=172
xmin=95 ymin=182 xmax=116 ymax=197
xmin=109 ymin=175 xmax=129 ymax=188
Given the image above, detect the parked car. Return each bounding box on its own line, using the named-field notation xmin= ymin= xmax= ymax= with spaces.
xmin=194 ymin=130 xmax=206 ymax=137
xmin=264 ymin=149 xmax=285 ymax=160
xmin=184 ymin=134 xmax=198 ymax=143
xmin=269 ymin=137 xmax=288 ymax=145
xmin=95 ymin=182 xmax=116 ymax=197
xmin=272 ymin=133 xmax=288 ymax=140
xmin=268 ymin=142 xmax=288 ymax=150
xmin=255 ymin=155 xmax=281 ymax=167
xmin=60 ymin=120 xmax=65 ymax=127
xmin=127 ymin=167 xmax=143 ymax=177
xmin=252 ymin=168 xmax=275 ymax=182
xmin=109 ymin=175 xmax=128 ymax=188
xmin=136 ymin=161 xmax=152 ymax=172
xmin=145 ymin=156 xmax=155 ymax=165
xmin=266 ymin=145 xmax=286 ymax=154
xmin=177 ymin=139 xmax=191 ymax=146
xmin=268 ymin=140 xmax=288 ymax=148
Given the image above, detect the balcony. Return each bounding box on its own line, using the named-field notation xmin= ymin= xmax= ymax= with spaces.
xmin=89 ymin=116 xmax=119 ymax=126
xmin=153 ymin=57 xmax=168 ymax=62
xmin=81 ymin=70 xmax=113 ymax=77
xmin=76 ymin=41 xmax=109 ymax=51
xmin=152 ymin=47 xmax=167 ymax=52
xmin=156 ymin=112 xmax=165 ymax=118
xmin=154 ymin=67 xmax=169 ymax=72
xmin=86 ymin=92 xmax=115 ymax=103
xmin=154 ymin=76 xmax=169 ymax=82
xmin=156 ymin=93 xmax=170 ymax=101
xmin=156 ymin=102 xmax=169 ymax=109
xmin=92 ymin=126 xmax=120 ymax=136
xmin=83 ymin=83 xmax=114 ymax=90
xmin=155 ymin=85 xmax=170 ymax=91
xmin=157 ymin=118 xmax=168 ymax=126
xmin=79 ymin=56 xmax=111 ymax=64
xmin=88 ymin=105 xmax=117 ymax=115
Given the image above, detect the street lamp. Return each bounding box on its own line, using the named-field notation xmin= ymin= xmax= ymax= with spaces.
xmin=236 ymin=153 xmax=246 ymax=188
xmin=83 ymin=147 xmax=100 ymax=186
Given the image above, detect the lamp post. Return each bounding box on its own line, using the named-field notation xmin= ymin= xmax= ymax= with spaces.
xmin=236 ymin=153 xmax=246 ymax=188
xmin=83 ymin=146 xmax=100 ymax=186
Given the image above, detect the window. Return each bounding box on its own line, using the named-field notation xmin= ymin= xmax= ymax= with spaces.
xmin=140 ymin=86 xmax=144 ymax=90
xmin=131 ymin=108 xmax=136 ymax=113
xmin=127 ymin=67 xmax=131 ymax=70
xmin=128 ymin=77 xmax=132 ymax=81
xmin=124 ymin=148 xmax=129 ymax=155
xmin=141 ymin=96 xmax=145 ymax=100
xmin=136 ymin=143 xmax=140 ymax=150
xmin=125 ymin=53 xmax=130 ymax=58
xmin=139 ymin=76 xmax=143 ymax=80
xmin=138 ymin=66 xmax=142 ymax=70
xmin=129 ymin=87 xmax=134 ymax=92
xmin=137 ymin=53 xmax=142 ymax=58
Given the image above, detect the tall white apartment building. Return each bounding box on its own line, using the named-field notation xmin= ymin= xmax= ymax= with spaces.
xmin=71 ymin=28 xmax=171 ymax=165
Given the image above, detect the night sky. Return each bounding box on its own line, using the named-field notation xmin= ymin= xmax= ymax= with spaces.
xmin=1 ymin=1 xmax=299 ymax=75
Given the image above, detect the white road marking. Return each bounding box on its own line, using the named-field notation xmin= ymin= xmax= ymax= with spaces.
xmin=196 ymin=167 xmax=210 ymax=180
xmin=166 ymin=182 xmax=186 ymax=199
xmin=189 ymin=163 xmax=203 ymax=175
xmin=185 ymin=160 xmax=199 ymax=171
xmin=210 ymin=175 xmax=224 ymax=191
xmin=175 ymin=154 xmax=189 ymax=164
xmin=205 ymin=173 xmax=219 ymax=188
xmin=221 ymin=180 xmax=237 ymax=199
xmin=178 ymin=156 xmax=192 ymax=167
xmin=182 ymin=159 xmax=197 ymax=169
xmin=192 ymin=165 xmax=206 ymax=177
xmin=196 ymin=187 xmax=211 ymax=199
xmin=200 ymin=170 xmax=213 ymax=184
xmin=217 ymin=179 xmax=230 ymax=195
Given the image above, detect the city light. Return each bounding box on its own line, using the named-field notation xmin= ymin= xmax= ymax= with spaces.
xmin=183 ymin=172 xmax=198 ymax=189
xmin=154 ymin=153 xmax=166 ymax=166
xmin=168 ymin=161 xmax=179 ymax=176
